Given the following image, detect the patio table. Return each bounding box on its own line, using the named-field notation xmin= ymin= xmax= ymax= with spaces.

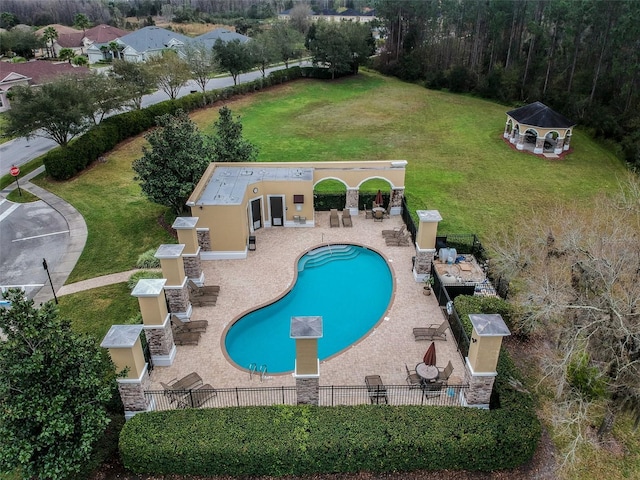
xmin=416 ymin=363 xmax=438 ymax=382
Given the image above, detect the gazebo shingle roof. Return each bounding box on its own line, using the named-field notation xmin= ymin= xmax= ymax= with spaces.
xmin=507 ymin=101 xmax=575 ymax=129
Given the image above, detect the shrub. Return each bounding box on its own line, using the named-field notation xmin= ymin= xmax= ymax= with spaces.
xmin=135 ymin=249 xmax=160 ymax=269
xmin=127 ymin=270 xmax=162 ymax=290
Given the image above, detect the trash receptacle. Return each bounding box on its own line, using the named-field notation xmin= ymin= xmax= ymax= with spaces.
xmin=248 ymin=235 xmax=256 ymax=251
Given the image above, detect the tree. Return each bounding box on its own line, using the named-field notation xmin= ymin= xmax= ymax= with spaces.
xmin=210 ymin=106 xmax=258 ymax=163
xmin=111 ymin=59 xmax=158 ymax=110
xmin=183 ymin=41 xmax=219 ymax=94
xmin=212 ymin=38 xmax=254 ymax=85
xmin=0 ymin=29 xmax=42 ymax=58
xmin=132 ymin=110 xmax=212 ymax=214
xmin=5 ymin=74 xmax=93 ymax=146
xmin=58 ymin=47 xmax=75 ymax=63
xmin=490 ymin=175 xmax=640 ymax=464
xmin=0 ymin=290 xmax=115 ymax=480
xmin=73 ymin=12 xmax=91 ymax=35
xmin=146 ymin=50 xmax=191 ymax=99
xmin=72 ymin=55 xmax=88 ymax=66
xmin=342 ymin=20 xmax=376 ymax=74
xmin=268 ymin=21 xmax=304 ymax=69
xmin=288 ymin=2 xmax=312 ymax=35
xmin=41 ymin=26 xmax=58 ymax=58
xmin=307 ymin=21 xmax=352 ymax=79
xmin=0 ymin=11 xmax=19 ymax=29
xmin=249 ymin=31 xmax=277 ymax=78
xmin=84 ymin=73 xmax=131 ymax=124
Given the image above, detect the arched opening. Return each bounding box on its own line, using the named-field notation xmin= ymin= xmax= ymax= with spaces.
xmin=544 ymin=131 xmax=559 ymax=152
xmin=313 ymin=178 xmax=347 ymax=211
xmin=524 ymin=128 xmax=538 ymax=147
xmin=359 ymin=178 xmax=392 ymax=210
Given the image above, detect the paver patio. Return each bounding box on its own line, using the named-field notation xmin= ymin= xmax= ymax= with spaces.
xmin=150 ymin=211 xmax=465 ymax=390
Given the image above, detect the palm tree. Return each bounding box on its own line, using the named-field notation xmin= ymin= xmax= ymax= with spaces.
xmin=42 ymin=26 xmax=58 ymax=58
xmin=109 ymin=41 xmax=123 ymax=60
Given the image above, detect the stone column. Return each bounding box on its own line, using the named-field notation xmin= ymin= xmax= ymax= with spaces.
xmin=509 ymin=128 xmax=517 ymax=144
xmin=291 ymin=316 xmax=323 ymax=406
xmin=554 ymin=136 xmax=565 ymax=155
xmin=155 ymin=244 xmax=191 ymax=320
xmin=462 ymin=314 xmax=511 ymax=409
xmin=173 ymin=217 xmax=204 ymax=286
xmin=101 ymin=325 xmax=152 ymax=420
xmin=413 ymin=210 xmax=442 ymax=282
xmin=132 ymin=279 xmax=176 ymax=367
xmin=516 ymin=132 xmax=525 ymax=150
xmin=564 ymin=133 xmax=572 ymax=151
xmin=534 ymin=136 xmax=544 ymax=154
xmin=345 ymin=187 xmax=359 ymax=216
xmin=389 ymin=187 xmax=404 ymax=216
xmin=503 ymin=121 xmax=510 ymax=138
xmin=197 ymin=227 xmax=211 ymax=251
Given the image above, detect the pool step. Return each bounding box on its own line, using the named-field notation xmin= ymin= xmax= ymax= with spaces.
xmin=298 ymin=245 xmax=360 ymax=271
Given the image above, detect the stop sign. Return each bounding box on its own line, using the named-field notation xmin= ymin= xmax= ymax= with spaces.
xmin=10 ymin=165 xmax=20 ymax=177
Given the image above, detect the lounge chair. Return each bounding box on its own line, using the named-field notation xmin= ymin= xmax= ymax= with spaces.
xmin=161 ymin=372 xmax=203 ymax=404
xmin=405 ymin=364 xmax=422 ymax=388
xmin=365 ymin=375 xmax=388 ymax=404
xmin=330 ymin=209 xmax=340 ymax=228
xmin=188 ymin=280 xmax=219 ymax=307
xmin=189 ymin=383 xmax=217 ymax=408
xmin=413 ymin=321 xmax=448 ymax=341
xmin=385 ymin=232 xmax=411 ymax=247
xmin=173 ymin=330 xmax=201 ymax=345
xmin=382 ymin=225 xmax=405 ymax=237
xmin=171 ymin=314 xmax=208 ymax=333
xmin=342 ymin=209 xmax=352 ymax=227
xmin=437 ymin=360 xmax=454 ymax=383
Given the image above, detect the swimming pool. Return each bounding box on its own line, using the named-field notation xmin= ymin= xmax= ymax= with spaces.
xmin=224 ymin=244 xmax=393 ymax=374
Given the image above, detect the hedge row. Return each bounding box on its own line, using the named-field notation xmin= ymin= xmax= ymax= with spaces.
xmin=120 ymin=296 xmax=540 ymax=477
xmin=42 ymin=66 xmax=328 ymax=180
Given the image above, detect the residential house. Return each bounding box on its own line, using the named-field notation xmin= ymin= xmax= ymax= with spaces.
xmin=278 ymin=8 xmax=377 ymax=23
xmin=36 ymin=24 xmax=128 ymax=58
xmin=0 ymin=61 xmax=89 ymax=112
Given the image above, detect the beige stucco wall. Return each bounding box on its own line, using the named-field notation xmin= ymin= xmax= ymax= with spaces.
xmin=138 ymin=296 xmax=168 ymax=326
xmin=176 ymin=229 xmax=199 ymax=255
xmin=296 ymin=338 xmax=319 ymax=375
xmin=506 ymin=116 xmax=571 ymax=138
xmin=108 ymin=337 xmax=146 ymax=379
xmin=416 ymin=221 xmax=438 ymax=250
xmin=467 ymin=334 xmax=503 ymax=373
xmin=160 ymin=257 xmax=185 ymax=286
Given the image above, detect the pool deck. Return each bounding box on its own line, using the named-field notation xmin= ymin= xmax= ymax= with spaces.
xmin=151 ymin=211 xmax=465 ymax=390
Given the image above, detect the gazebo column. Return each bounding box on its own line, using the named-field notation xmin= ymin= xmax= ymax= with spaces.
xmin=413 ymin=210 xmax=442 ymax=282
xmin=503 ymin=121 xmax=510 ymax=138
xmin=534 ymin=136 xmax=544 ymax=154
xmin=291 ymin=316 xmax=323 ymax=406
xmin=345 ymin=187 xmax=359 ymax=216
xmin=155 ymin=244 xmax=191 ymax=320
xmin=389 ymin=187 xmax=404 ymax=215
xmin=101 ymin=325 xmax=152 ymax=420
xmin=554 ymin=136 xmax=565 ymax=154
xmin=564 ymin=133 xmax=572 ymax=151
xmin=516 ymin=132 xmax=525 ymax=150
xmin=462 ymin=314 xmax=511 ymax=409
xmin=509 ymin=129 xmax=518 ymax=144
xmin=172 ymin=217 xmax=205 ymax=286
xmin=132 ymin=279 xmax=176 ymax=367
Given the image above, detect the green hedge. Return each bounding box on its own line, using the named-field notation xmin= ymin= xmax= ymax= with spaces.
xmin=120 ymin=293 xmax=540 ymax=476
xmin=41 ymin=66 xmax=313 ymax=180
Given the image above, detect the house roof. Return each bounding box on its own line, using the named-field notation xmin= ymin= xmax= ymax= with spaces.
xmin=118 ymin=26 xmax=191 ymax=54
xmin=35 ymin=24 xmax=81 ymax=36
xmin=506 ymin=101 xmax=575 ymax=128
xmin=0 ymin=61 xmax=89 ymax=87
xmin=84 ymin=24 xmax=128 ymax=44
xmin=193 ymin=28 xmax=250 ymax=48
xmin=56 ymin=32 xmax=84 ymax=48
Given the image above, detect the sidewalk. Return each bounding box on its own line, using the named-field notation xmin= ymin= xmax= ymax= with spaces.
xmin=1 ymin=166 xmax=88 ymax=304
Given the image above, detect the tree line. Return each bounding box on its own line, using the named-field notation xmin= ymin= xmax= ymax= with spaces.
xmin=373 ymin=0 xmax=640 ymax=169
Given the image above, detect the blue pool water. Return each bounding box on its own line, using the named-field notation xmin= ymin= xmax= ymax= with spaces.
xmin=224 ymin=245 xmax=393 ymax=373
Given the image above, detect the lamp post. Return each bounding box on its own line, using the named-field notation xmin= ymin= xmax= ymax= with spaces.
xmin=42 ymin=258 xmax=58 ymax=304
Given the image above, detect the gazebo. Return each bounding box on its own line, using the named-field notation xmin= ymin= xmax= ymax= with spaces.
xmin=504 ymin=101 xmax=576 ymax=155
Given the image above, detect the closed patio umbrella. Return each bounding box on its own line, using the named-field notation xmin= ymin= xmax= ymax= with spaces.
xmin=423 ymin=342 xmax=436 ymax=366
xmin=375 ymin=189 xmax=384 ymax=207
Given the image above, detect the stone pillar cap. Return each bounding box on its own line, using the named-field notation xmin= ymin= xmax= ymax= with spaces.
xmin=172 ymin=217 xmax=199 ymax=229
xmin=417 ymin=210 xmax=442 ymax=222
xmin=131 ymin=278 xmax=167 ymax=297
xmin=100 ymin=324 xmax=143 ymax=348
xmin=155 ymin=244 xmax=185 ymax=259
xmin=469 ymin=314 xmax=511 ymax=337
xmin=290 ymin=316 xmax=323 ymax=338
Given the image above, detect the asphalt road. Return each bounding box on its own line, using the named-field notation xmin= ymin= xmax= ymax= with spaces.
xmin=0 ymin=64 xmax=304 ymax=173
xmin=0 ymin=197 xmax=69 ymax=299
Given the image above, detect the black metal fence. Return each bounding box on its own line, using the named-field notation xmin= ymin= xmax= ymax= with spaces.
xmin=431 ymin=264 xmax=471 ymax=358
xmin=401 ymin=196 xmax=417 ymax=244
xmin=145 ymin=384 xmax=469 ymax=410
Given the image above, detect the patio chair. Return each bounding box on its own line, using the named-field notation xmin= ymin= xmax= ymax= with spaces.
xmin=365 ymin=208 xmax=373 ymax=219
xmin=373 ymin=209 xmax=384 ymax=222
xmin=171 ymin=314 xmax=208 ymax=333
xmin=422 ymin=380 xmax=444 ymax=398
xmin=437 ymin=360 xmax=454 ymax=383
xmin=413 ymin=321 xmax=448 ymax=341
xmin=405 ymin=364 xmax=422 ymax=388
xmin=382 ymin=225 xmax=406 ymax=237
xmin=365 ymin=375 xmax=388 ymax=404
xmin=385 ymin=232 xmax=411 ymax=247
xmin=161 ymin=372 xmax=203 ymax=404
xmin=330 ymin=209 xmax=340 ymax=228
xmin=188 ymin=280 xmax=219 ymax=307
xmin=342 ymin=208 xmax=352 ymax=227
xmin=173 ymin=330 xmax=201 ymax=346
